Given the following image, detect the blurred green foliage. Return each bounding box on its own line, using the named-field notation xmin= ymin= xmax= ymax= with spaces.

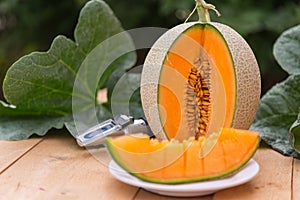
xmin=1 ymin=0 xmax=300 ymax=100
xmin=0 ymin=0 xmax=87 ymax=99
xmin=107 ymin=0 xmax=300 ymax=93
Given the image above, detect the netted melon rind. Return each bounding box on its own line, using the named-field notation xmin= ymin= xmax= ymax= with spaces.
xmin=211 ymin=22 xmax=261 ymax=130
xmin=141 ymin=23 xmax=197 ymax=140
xmin=141 ymin=22 xmax=261 ymax=139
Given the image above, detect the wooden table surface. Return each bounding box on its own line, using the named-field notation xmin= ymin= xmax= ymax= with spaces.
xmin=0 ymin=130 xmax=299 ymax=200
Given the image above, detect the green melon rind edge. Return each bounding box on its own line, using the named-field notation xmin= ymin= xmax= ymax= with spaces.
xmin=105 ymin=136 xmax=260 ymax=185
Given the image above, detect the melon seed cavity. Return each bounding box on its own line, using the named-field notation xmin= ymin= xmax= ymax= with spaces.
xmin=186 ymin=54 xmax=212 ymax=139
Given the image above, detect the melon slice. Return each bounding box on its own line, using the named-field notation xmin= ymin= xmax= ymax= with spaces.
xmin=141 ymin=22 xmax=261 ymax=140
xmin=106 ymin=128 xmax=260 ymax=184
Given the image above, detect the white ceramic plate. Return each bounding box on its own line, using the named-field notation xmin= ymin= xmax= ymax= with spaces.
xmin=109 ymin=159 xmax=259 ymax=197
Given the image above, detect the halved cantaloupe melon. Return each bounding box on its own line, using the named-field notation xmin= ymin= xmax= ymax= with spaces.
xmin=141 ymin=22 xmax=261 ymax=141
xmin=106 ymin=128 xmax=260 ymax=184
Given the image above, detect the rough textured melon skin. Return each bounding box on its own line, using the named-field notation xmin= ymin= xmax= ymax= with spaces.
xmin=213 ymin=23 xmax=261 ymax=129
xmin=141 ymin=22 xmax=261 ymax=140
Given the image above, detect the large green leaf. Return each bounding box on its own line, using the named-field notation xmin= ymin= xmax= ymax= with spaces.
xmin=0 ymin=100 xmax=73 ymax=140
xmin=0 ymin=0 xmax=137 ymax=140
xmin=290 ymin=113 xmax=300 ymax=154
xmin=109 ymin=72 xmax=143 ymax=118
xmin=0 ymin=114 xmax=72 ymax=140
xmin=253 ymin=24 xmax=300 ymax=157
xmin=3 ymin=36 xmax=83 ymax=115
xmin=273 ymin=24 xmax=300 ymax=75
xmin=251 ymin=75 xmax=300 ymax=158
xmin=0 ymin=101 xmax=112 ymax=139
xmin=3 ymin=0 xmax=132 ymax=115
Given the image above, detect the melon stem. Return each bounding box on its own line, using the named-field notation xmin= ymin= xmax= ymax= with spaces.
xmin=186 ymin=0 xmax=221 ymax=23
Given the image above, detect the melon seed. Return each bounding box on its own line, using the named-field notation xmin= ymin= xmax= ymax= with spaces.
xmin=186 ymin=55 xmax=212 ymax=139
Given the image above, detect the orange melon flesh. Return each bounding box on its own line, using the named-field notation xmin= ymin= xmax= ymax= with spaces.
xmin=106 ymin=128 xmax=260 ymax=184
xmin=158 ymin=24 xmax=235 ymax=140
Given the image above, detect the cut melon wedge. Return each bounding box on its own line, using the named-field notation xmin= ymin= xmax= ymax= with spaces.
xmin=141 ymin=22 xmax=261 ymax=140
xmin=106 ymin=128 xmax=260 ymax=184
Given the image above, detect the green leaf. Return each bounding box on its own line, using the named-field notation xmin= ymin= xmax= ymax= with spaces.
xmin=0 ymin=100 xmax=72 ymax=140
xmin=0 ymin=100 xmax=115 ymax=140
xmin=109 ymin=72 xmax=143 ymax=118
xmin=3 ymin=0 xmax=131 ymax=115
xmin=0 ymin=100 xmax=19 ymax=116
xmin=290 ymin=113 xmax=300 ymax=154
xmin=70 ymin=29 xmax=137 ymax=134
xmin=0 ymin=0 xmax=137 ymax=140
xmin=3 ymin=36 xmax=83 ymax=115
xmin=251 ymin=75 xmax=300 ymax=158
xmin=273 ymin=24 xmax=300 ymax=75
xmin=65 ymin=104 xmax=113 ymax=138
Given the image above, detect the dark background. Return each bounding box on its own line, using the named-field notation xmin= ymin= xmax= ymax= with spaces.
xmin=1 ymin=0 xmax=300 ymax=100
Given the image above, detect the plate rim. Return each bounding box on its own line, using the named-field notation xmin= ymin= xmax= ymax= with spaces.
xmin=108 ymin=159 xmax=259 ymax=194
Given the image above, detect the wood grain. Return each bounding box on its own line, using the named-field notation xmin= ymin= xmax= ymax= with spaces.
xmin=0 ymin=137 xmax=42 ymax=174
xmin=135 ymin=188 xmax=213 ymax=200
xmin=293 ymin=159 xmax=300 ymax=200
xmin=0 ymin=131 xmax=138 ymax=200
xmin=0 ymin=132 xmax=298 ymax=200
xmin=213 ymin=148 xmax=293 ymax=200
